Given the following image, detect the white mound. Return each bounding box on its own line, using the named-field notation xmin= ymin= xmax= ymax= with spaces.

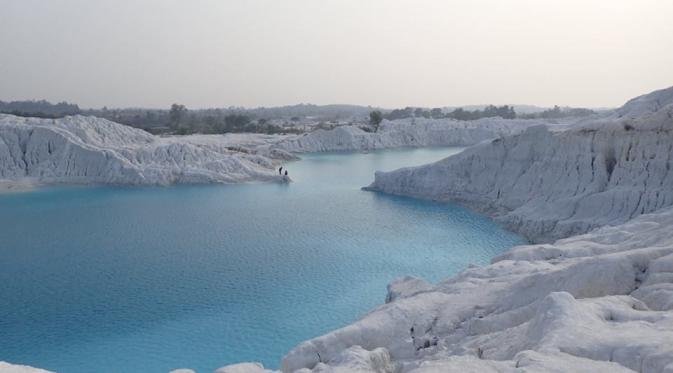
xmin=0 ymin=112 xmax=563 ymax=189
xmin=0 ymin=114 xmax=294 ymax=188
xmin=213 ymin=362 xmax=272 ymax=373
xmin=281 ymin=205 xmax=673 ymax=373
xmin=617 ymin=86 xmax=673 ymax=119
xmin=276 ymin=117 xmax=547 ymax=153
xmin=0 ymin=362 xmax=53 ymax=373
xmin=367 ymin=103 xmax=673 ymax=243
xmin=273 ymin=87 xmax=673 ymax=373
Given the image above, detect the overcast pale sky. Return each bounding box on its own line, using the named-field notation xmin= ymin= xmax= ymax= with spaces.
xmin=1 ymin=0 xmax=672 ymax=109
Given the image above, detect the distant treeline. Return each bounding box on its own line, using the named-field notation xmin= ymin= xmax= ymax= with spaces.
xmin=0 ymin=100 xmax=80 ymax=118
xmin=80 ymin=103 xmax=378 ymax=135
xmin=82 ymin=105 xmax=311 ymax=135
xmin=0 ymin=100 xmax=370 ymax=135
xmin=384 ymin=104 xmax=596 ymax=121
xmin=385 ymin=105 xmax=517 ymax=121
xmin=517 ymin=105 xmax=596 ymax=119
xmin=1 ymin=99 xmax=597 ymax=135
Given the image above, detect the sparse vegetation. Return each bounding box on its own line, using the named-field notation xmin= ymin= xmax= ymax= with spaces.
xmin=0 ymin=100 xmax=80 ymax=118
xmin=383 ymin=105 xmax=516 ymax=121
xmin=169 ymin=103 xmax=188 ymax=131
xmin=518 ymin=105 xmax=596 ymax=119
xmin=369 ymin=110 xmax=383 ymax=132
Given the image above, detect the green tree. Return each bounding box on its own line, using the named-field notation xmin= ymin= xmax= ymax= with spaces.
xmin=369 ymin=110 xmax=383 ymax=132
xmin=169 ymin=103 xmax=188 ymax=130
xmin=430 ymin=108 xmax=444 ymax=118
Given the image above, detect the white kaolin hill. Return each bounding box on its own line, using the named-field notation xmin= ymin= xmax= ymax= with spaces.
xmin=274 ymin=87 xmax=673 ymax=373
xmin=281 ymin=205 xmax=673 ymax=373
xmin=276 ymin=117 xmax=548 ymax=153
xmin=0 ymin=114 xmax=547 ymax=190
xmin=366 ymin=89 xmax=673 ymax=243
xmin=0 ymin=114 xmax=295 ymax=188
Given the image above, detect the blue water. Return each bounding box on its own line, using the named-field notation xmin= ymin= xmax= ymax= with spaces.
xmin=0 ymin=148 xmax=525 ymax=373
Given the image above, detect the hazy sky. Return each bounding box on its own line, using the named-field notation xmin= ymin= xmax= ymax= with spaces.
xmin=1 ymin=0 xmax=672 ymax=109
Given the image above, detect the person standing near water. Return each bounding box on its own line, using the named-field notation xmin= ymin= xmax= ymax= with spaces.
xmin=284 ymin=170 xmax=288 ymax=176
xmin=279 ymin=166 xmax=283 ymax=175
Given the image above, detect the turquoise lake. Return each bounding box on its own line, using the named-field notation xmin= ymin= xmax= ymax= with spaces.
xmin=0 ymin=147 xmax=526 ymax=373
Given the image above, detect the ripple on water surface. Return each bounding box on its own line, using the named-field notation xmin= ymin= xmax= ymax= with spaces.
xmin=0 ymin=147 xmax=526 ymax=372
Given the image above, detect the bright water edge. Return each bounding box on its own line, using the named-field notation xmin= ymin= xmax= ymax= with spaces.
xmin=0 ymin=147 xmax=526 ymax=373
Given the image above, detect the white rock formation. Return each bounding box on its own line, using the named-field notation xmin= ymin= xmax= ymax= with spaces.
xmin=616 ymin=86 xmax=673 ymax=119
xmin=385 ymin=276 xmax=433 ymax=304
xmin=281 ymin=205 xmax=673 ymax=373
xmin=0 ymin=362 xmax=53 ymax=373
xmin=0 ymin=114 xmax=295 ymax=188
xmin=277 ymin=87 xmax=673 ymax=373
xmin=366 ymin=89 xmax=673 ymax=243
xmin=0 ymin=113 xmax=548 ymax=189
xmin=295 ymin=346 xmax=393 ymax=373
xmin=276 ymin=118 xmax=548 ymax=153
xmin=213 ymin=362 xmax=273 ymax=373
